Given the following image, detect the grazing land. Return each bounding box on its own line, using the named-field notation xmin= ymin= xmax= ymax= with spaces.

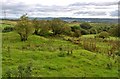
xmin=1 ymin=17 xmax=120 ymax=77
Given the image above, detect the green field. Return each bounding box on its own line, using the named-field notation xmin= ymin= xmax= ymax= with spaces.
xmin=1 ymin=20 xmax=120 ymax=77
xmin=2 ymin=31 xmax=119 ymax=77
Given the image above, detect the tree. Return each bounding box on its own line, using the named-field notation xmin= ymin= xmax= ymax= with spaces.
xmin=38 ymin=20 xmax=50 ymax=36
xmin=61 ymin=26 xmax=71 ymax=35
xmin=50 ymin=18 xmax=66 ymax=35
xmin=32 ymin=18 xmax=41 ymax=35
xmin=15 ymin=14 xmax=34 ymax=41
xmin=70 ymin=26 xmax=81 ymax=37
xmin=80 ymin=22 xmax=92 ymax=30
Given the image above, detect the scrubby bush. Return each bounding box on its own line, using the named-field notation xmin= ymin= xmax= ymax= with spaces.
xmin=71 ymin=26 xmax=81 ymax=37
xmin=32 ymin=18 xmax=41 ymax=35
xmin=15 ymin=14 xmax=34 ymax=41
xmin=80 ymin=29 xmax=89 ymax=35
xmin=89 ymin=28 xmax=97 ymax=34
xmin=74 ymin=30 xmax=81 ymax=37
xmin=80 ymin=22 xmax=92 ymax=30
xmin=50 ymin=18 xmax=66 ymax=35
xmin=109 ymin=24 xmax=120 ymax=37
xmin=38 ymin=20 xmax=50 ymax=36
xmin=5 ymin=68 xmax=12 ymax=78
xmin=18 ymin=65 xmax=24 ymax=77
xmin=61 ymin=26 xmax=71 ymax=35
xmin=38 ymin=30 xmax=50 ymax=36
xmin=71 ymin=25 xmax=80 ymax=32
xmin=2 ymin=26 xmax=14 ymax=33
xmin=98 ymin=31 xmax=109 ymax=39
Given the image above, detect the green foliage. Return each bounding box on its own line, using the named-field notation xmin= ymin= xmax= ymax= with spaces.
xmin=80 ymin=28 xmax=89 ymax=35
xmin=61 ymin=26 xmax=71 ymax=35
xmin=82 ymin=39 xmax=97 ymax=52
xmin=2 ymin=26 xmax=14 ymax=33
xmin=24 ymin=62 xmax=32 ymax=77
xmin=106 ymin=62 xmax=112 ymax=69
xmin=18 ymin=64 xmax=24 ymax=77
xmin=80 ymin=22 xmax=92 ymax=30
xmin=71 ymin=25 xmax=80 ymax=32
xmin=50 ymin=18 xmax=66 ymax=35
xmin=2 ymin=20 xmax=119 ymax=77
xmin=32 ymin=18 xmax=41 ymax=35
xmin=71 ymin=26 xmax=81 ymax=37
xmin=89 ymin=28 xmax=97 ymax=34
xmin=38 ymin=20 xmax=50 ymax=36
xmin=74 ymin=30 xmax=81 ymax=37
xmin=5 ymin=68 xmax=12 ymax=78
xmin=109 ymin=24 xmax=120 ymax=37
xmin=98 ymin=31 xmax=109 ymax=39
xmin=15 ymin=14 xmax=34 ymax=41
xmin=58 ymin=51 xmax=66 ymax=57
xmin=90 ymin=23 xmax=112 ymax=33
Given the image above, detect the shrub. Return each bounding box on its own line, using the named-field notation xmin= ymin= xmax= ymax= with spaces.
xmin=71 ymin=26 xmax=80 ymax=32
xmin=32 ymin=18 xmax=41 ymax=35
xmin=61 ymin=26 xmax=71 ymax=35
xmin=109 ymin=24 xmax=120 ymax=37
xmin=58 ymin=51 xmax=66 ymax=57
xmin=74 ymin=30 xmax=81 ymax=37
xmin=106 ymin=62 xmax=112 ymax=69
xmin=38 ymin=20 xmax=50 ymax=36
xmin=38 ymin=29 xmax=50 ymax=36
xmin=50 ymin=18 xmax=66 ymax=35
xmin=15 ymin=14 xmax=34 ymax=41
xmin=98 ymin=31 xmax=109 ymax=39
xmin=5 ymin=68 xmax=12 ymax=78
xmin=18 ymin=65 xmax=24 ymax=77
xmin=80 ymin=29 xmax=89 ymax=35
xmin=2 ymin=26 xmax=14 ymax=33
xmin=89 ymin=28 xmax=97 ymax=34
xmin=80 ymin=22 xmax=92 ymax=30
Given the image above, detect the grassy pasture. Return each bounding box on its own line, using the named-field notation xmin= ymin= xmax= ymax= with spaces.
xmin=2 ymin=31 xmax=119 ymax=77
xmin=1 ymin=21 xmax=119 ymax=77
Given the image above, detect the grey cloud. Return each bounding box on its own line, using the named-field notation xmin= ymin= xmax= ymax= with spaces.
xmin=74 ymin=11 xmax=106 ymax=16
xmin=69 ymin=2 xmax=118 ymax=6
xmin=34 ymin=5 xmax=73 ymax=12
xmin=2 ymin=2 xmax=30 ymax=15
xmin=110 ymin=10 xmax=120 ymax=16
xmin=1 ymin=1 xmax=117 ymax=18
xmin=2 ymin=2 xmax=28 ymax=11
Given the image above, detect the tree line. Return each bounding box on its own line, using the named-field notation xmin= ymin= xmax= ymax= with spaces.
xmin=2 ymin=14 xmax=120 ymax=41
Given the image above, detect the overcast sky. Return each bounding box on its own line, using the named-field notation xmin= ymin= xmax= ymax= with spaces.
xmin=1 ymin=0 xmax=119 ymax=18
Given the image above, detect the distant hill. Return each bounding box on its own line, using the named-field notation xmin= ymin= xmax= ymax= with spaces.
xmin=1 ymin=17 xmax=118 ymax=23
xmin=28 ymin=17 xmax=118 ymax=23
